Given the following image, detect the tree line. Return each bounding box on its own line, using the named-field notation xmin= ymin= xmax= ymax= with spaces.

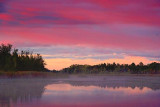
xmin=60 ymin=62 xmax=160 ymax=74
xmin=1 ymin=44 xmax=160 ymax=74
xmin=0 ymin=44 xmax=45 ymax=71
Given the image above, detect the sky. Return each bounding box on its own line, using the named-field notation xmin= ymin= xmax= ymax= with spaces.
xmin=0 ymin=0 xmax=160 ymax=70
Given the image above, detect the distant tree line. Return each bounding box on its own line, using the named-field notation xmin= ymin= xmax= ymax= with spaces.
xmin=0 ymin=44 xmax=45 ymax=71
xmin=61 ymin=62 xmax=160 ymax=74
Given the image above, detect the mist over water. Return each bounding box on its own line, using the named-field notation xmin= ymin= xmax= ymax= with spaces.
xmin=0 ymin=76 xmax=160 ymax=107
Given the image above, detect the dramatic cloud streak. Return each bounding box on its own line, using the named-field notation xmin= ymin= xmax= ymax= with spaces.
xmin=0 ymin=0 xmax=160 ymax=69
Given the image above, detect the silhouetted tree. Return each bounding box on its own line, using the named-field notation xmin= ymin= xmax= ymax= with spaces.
xmin=61 ymin=62 xmax=160 ymax=74
xmin=0 ymin=44 xmax=46 ymax=71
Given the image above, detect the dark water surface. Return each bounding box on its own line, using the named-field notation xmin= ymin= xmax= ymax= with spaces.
xmin=0 ymin=76 xmax=160 ymax=107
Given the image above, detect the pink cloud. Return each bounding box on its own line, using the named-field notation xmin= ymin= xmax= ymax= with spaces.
xmin=0 ymin=0 xmax=160 ymax=69
xmin=0 ymin=13 xmax=13 ymax=21
xmin=0 ymin=26 xmax=159 ymax=51
xmin=2 ymin=0 xmax=159 ymax=26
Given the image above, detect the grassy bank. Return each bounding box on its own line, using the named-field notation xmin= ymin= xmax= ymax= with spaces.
xmin=68 ymin=72 xmax=160 ymax=77
xmin=0 ymin=71 xmax=69 ymax=78
xmin=1 ymin=71 xmax=160 ymax=78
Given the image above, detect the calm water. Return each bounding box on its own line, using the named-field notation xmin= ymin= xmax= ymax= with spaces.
xmin=0 ymin=76 xmax=160 ymax=107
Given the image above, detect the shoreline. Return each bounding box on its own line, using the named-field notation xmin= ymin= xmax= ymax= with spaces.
xmin=0 ymin=71 xmax=160 ymax=78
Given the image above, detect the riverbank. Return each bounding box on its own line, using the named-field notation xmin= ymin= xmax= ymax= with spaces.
xmin=0 ymin=71 xmax=68 ymax=78
xmin=0 ymin=71 xmax=160 ymax=78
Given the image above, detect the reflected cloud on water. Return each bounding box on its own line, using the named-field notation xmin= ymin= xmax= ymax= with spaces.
xmin=0 ymin=79 xmax=48 ymax=107
xmin=0 ymin=76 xmax=160 ymax=107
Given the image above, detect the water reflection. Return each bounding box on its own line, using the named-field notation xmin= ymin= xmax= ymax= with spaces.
xmin=45 ymin=83 xmax=152 ymax=95
xmin=43 ymin=84 xmax=160 ymax=107
xmin=0 ymin=79 xmax=49 ymax=107
xmin=0 ymin=76 xmax=160 ymax=107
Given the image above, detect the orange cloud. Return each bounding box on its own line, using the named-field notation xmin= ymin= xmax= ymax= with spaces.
xmin=45 ymin=55 xmax=158 ymax=70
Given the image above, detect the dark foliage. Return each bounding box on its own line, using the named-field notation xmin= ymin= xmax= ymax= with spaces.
xmin=0 ymin=44 xmax=45 ymax=71
xmin=61 ymin=62 xmax=160 ymax=74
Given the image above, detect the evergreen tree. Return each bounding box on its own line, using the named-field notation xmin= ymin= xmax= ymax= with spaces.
xmin=0 ymin=44 xmax=46 ymax=71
